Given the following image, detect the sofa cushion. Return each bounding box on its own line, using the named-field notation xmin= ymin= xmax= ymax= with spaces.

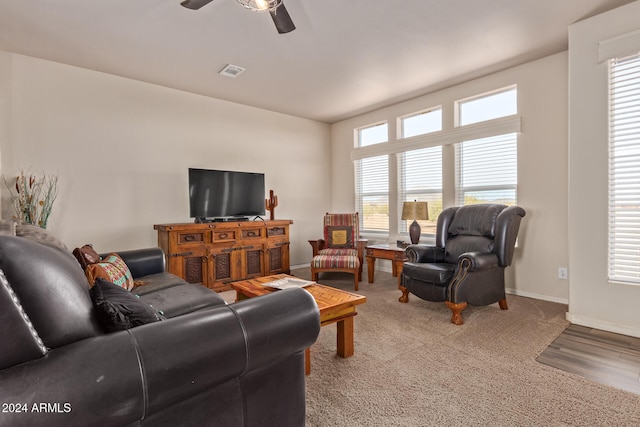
xmin=90 ymin=278 xmax=163 ymax=332
xmin=318 ymin=248 xmax=358 ymax=257
xmin=131 ymin=272 xmax=191 ymax=296
xmin=311 ymin=253 xmax=360 ymax=269
xmin=137 ymin=282 xmax=227 ymax=318
xmin=402 ymin=262 xmax=455 ymax=286
xmin=85 ymin=253 xmax=134 ymax=290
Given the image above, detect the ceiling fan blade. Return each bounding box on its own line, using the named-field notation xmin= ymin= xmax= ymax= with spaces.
xmin=180 ymin=0 xmax=215 ymax=10
xmin=270 ymin=3 xmax=296 ymax=34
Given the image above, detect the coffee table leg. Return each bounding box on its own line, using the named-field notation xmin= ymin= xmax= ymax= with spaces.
xmin=305 ymin=347 xmax=311 ymax=375
xmin=336 ymin=316 xmax=355 ymax=357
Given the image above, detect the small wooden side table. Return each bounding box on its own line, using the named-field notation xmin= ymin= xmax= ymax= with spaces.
xmin=365 ymin=243 xmax=409 ymax=288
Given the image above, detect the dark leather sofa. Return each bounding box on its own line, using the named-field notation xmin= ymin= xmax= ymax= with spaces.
xmin=0 ymin=236 xmax=320 ymax=427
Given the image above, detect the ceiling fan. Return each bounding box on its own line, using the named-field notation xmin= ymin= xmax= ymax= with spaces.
xmin=181 ymin=0 xmax=296 ymax=34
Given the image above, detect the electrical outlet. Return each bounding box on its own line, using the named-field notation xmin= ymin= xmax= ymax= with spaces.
xmin=558 ymin=267 xmax=568 ymax=280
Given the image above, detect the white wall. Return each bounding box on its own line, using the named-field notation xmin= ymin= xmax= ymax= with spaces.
xmin=0 ymin=52 xmax=332 ymax=266
xmin=331 ymin=52 xmax=570 ymax=303
xmin=568 ymin=1 xmax=640 ymax=337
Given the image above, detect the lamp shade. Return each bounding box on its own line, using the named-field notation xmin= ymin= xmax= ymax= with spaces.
xmin=401 ymin=201 xmax=429 ymax=221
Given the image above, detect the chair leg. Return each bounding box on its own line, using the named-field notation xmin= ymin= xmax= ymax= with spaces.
xmin=311 ymin=269 xmax=318 ymax=282
xmin=498 ymin=298 xmax=508 ymax=310
xmin=445 ymin=301 xmax=467 ymax=325
xmin=398 ymin=285 xmax=410 ymax=303
xmin=353 ymin=271 xmax=359 ymax=291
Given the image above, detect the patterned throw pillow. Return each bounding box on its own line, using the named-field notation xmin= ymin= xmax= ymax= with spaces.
xmin=327 ymin=225 xmax=353 ymax=248
xmin=85 ymin=253 xmax=134 ymax=290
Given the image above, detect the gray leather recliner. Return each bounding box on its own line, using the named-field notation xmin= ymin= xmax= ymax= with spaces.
xmin=400 ymin=204 xmax=526 ymax=325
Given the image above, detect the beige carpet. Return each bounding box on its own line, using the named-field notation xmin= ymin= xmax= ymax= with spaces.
xmin=289 ymin=268 xmax=640 ymax=427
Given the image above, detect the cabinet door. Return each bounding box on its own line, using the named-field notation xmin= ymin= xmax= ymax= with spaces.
xmin=239 ymin=244 xmax=265 ymax=279
xmin=209 ymin=245 xmax=264 ymax=289
xmin=167 ymin=251 xmax=207 ymax=287
xmin=209 ymin=247 xmax=235 ymax=287
xmin=266 ymin=241 xmax=290 ymax=275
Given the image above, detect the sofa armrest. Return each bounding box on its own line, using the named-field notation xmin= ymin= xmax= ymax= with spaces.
xmin=130 ymin=287 xmax=320 ymax=413
xmin=308 ymin=239 xmax=327 ymax=256
xmin=0 ymin=332 xmax=146 ymax=427
xmin=405 ymin=244 xmax=445 ymax=263
xmin=0 ymin=288 xmax=320 ymax=427
xmin=106 ymin=247 xmax=167 ymax=279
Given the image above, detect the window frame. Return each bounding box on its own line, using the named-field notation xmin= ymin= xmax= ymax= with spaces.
xmin=351 ymin=86 xmax=521 ymax=239
xmin=355 ymin=122 xmax=390 ymax=234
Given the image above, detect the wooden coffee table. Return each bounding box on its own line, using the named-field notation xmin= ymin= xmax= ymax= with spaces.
xmin=231 ymin=274 xmax=367 ymax=374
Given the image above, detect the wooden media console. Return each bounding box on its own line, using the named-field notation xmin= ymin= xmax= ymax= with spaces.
xmin=154 ymin=220 xmax=292 ymax=292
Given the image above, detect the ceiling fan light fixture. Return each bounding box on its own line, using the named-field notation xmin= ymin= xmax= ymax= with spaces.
xmin=236 ymin=0 xmax=282 ymax=13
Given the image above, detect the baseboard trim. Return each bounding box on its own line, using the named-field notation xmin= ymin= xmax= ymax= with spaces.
xmin=505 ymin=287 xmax=568 ymax=305
xmin=296 ymin=264 xmax=569 ymax=306
xmin=566 ymin=313 xmax=640 ymax=339
xmin=291 ymin=263 xmax=310 ymax=270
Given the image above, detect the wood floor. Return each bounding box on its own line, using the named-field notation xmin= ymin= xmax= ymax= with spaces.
xmin=537 ymin=324 xmax=640 ymax=395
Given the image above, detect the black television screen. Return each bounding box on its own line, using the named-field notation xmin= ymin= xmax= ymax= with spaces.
xmin=189 ymin=168 xmax=265 ymax=219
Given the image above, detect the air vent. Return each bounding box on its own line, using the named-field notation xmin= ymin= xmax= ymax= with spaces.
xmin=219 ymin=64 xmax=246 ymax=78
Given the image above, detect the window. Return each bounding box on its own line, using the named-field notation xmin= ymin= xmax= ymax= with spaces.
xmin=456 ymin=88 xmax=518 ymax=205
xmin=398 ymin=108 xmax=443 ymax=236
xmin=355 ymin=123 xmax=389 ymax=233
xmin=401 ymin=108 xmax=442 ymax=138
xmin=458 ymin=87 xmax=517 ymax=125
xmin=398 ymin=146 xmax=442 ymax=235
xmin=608 ymin=53 xmax=640 ymax=285
xmin=455 ymin=134 xmax=517 ymax=205
xmin=352 ymin=88 xmax=520 ymax=238
xmin=357 ymin=122 xmax=387 ymax=147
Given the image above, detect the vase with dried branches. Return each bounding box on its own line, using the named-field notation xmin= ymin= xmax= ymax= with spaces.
xmin=4 ymin=171 xmax=59 ymax=229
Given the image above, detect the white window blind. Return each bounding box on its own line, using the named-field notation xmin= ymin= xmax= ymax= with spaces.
xmin=456 ymin=133 xmax=517 ymax=205
xmin=355 ymin=155 xmax=389 ymax=232
xmin=355 ymin=156 xmax=389 ymax=232
xmin=397 ymin=146 xmax=442 ymax=236
xmin=608 ymin=53 xmax=640 ymax=285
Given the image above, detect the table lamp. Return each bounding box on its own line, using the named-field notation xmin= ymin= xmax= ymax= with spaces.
xmin=402 ymin=201 xmax=429 ymax=244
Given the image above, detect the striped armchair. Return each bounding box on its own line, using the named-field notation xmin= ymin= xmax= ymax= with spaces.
xmin=308 ymin=213 xmax=367 ymax=290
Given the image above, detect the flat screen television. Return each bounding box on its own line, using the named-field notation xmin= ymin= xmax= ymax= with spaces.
xmin=189 ymin=168 xmax=265 ymax=220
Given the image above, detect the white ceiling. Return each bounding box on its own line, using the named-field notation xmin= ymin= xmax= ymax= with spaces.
xmin=0 ymin=0 xmax=634 ymax=123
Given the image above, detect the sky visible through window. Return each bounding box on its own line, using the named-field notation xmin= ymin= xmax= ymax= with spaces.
xmin=402 ymin=109 xmax=442 ymax=138
xmin=459 ymin=88 xmax=517 ymax=126
xmin=358 ymin=123 xmax=387 ymax=146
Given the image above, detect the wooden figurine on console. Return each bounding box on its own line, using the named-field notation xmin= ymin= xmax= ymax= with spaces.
xmin=265 ymin=189 xmax=278 ymax=220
